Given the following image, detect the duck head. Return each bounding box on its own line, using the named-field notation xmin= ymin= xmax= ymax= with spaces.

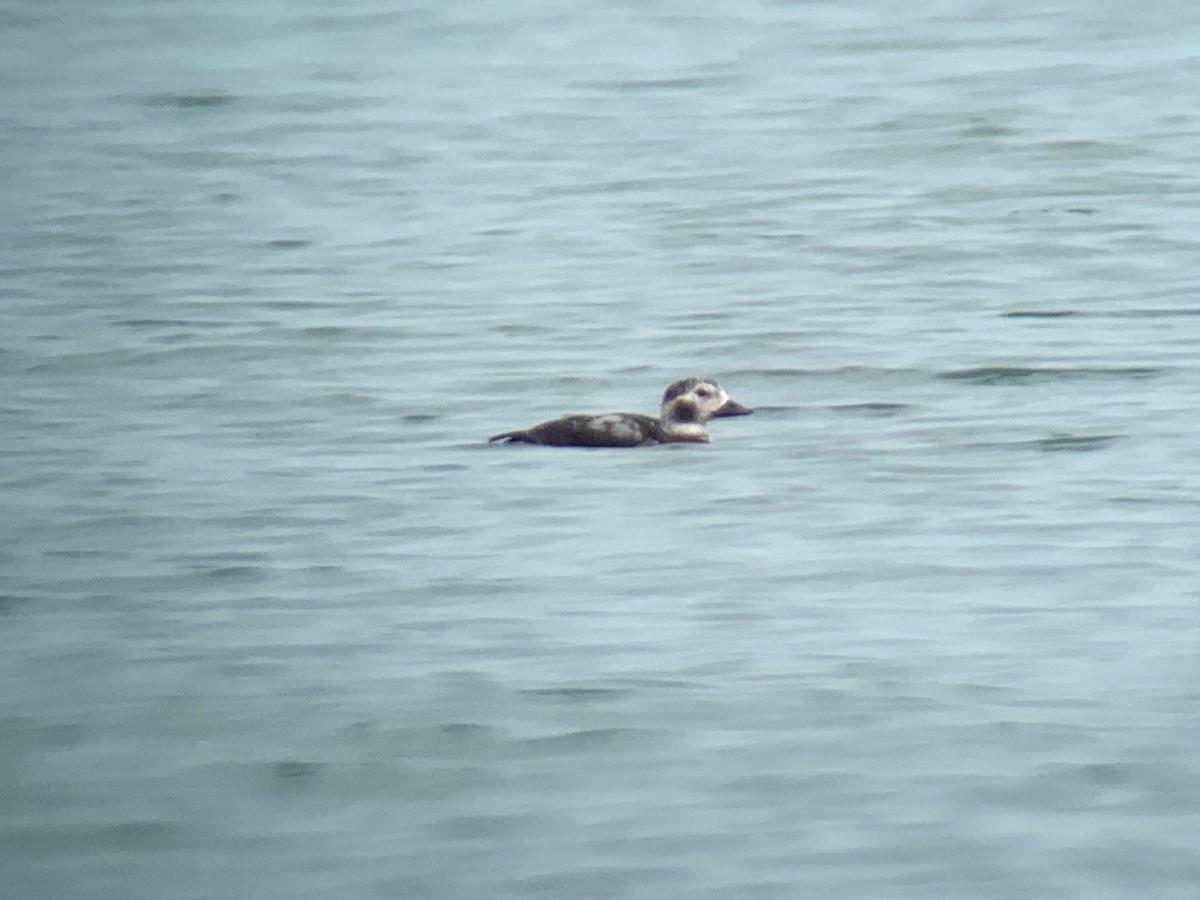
xmin=659 ymin=377 xmax=753 ymax=427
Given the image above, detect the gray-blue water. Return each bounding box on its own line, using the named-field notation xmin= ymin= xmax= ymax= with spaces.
xmin=4 ymin=1 xmax=1200 ymax=897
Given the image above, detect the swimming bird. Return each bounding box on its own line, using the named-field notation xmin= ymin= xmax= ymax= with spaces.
xmin=488 ymin=377 xmax=752 ymax=447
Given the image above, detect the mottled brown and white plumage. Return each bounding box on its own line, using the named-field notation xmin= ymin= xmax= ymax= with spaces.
xmin=488 ymin=377 xmax=752 ymax=447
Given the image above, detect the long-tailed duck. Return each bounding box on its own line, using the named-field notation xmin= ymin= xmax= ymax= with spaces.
xmin=488 ymin=377 xmax=752 ymax=447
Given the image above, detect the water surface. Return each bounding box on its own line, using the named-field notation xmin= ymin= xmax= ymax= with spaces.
xmin=3 ymin=1 xmax=1200 ymax=898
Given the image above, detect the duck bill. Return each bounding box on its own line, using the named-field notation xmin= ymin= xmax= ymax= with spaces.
xmin=712 ymin=398 xmax=753 ymax=417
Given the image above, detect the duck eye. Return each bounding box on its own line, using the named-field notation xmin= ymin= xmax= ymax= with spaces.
xmin=696 ymin=388 xmax=713 ymax=398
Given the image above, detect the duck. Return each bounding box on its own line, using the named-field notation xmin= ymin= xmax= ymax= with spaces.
xmin=488 ymin=377 xmax=752 ymax=447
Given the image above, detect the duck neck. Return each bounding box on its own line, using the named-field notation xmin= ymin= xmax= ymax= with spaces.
xmin=660 ymin=419 xmax=710 ymax=442
xmin=659 ymin=397 xmax=710 ymax=442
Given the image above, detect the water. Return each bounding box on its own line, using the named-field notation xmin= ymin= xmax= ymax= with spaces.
xmin=3 ymin=1 xmax=1200 ymax=897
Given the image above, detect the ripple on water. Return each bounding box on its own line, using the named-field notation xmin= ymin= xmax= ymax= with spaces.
xmin=143 ymin=90 xmax=235 ymax=109
xmin=938 ymin=365 xmax=1162 ymax=385
xmin=829 ymin=402 xmax=912 ymax=417
xmin=1031 ymin=433 xmax=1124 ymax=453
xmin=1004 ymin=308 xmax=1200 ymax=319
xmin=966 ymin=433 xmax=1125 ymax=453
xmin=519 ymin=686 xmax=633 ymax=704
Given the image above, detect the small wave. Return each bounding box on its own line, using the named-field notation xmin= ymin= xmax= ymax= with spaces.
xmin=726 ymin=366 xmax=910 ymax=380
xmin=114 ymin=318 xmax=197 ymax=329
xmin=271 ymin=759 xmax=321 ymax=783
xmin=829 ymin=402 xmax=911 ymax=417
xmin=0 ymin=594 xmax=33 ymax=614
xmin=939 ymin=365 xmax=1160 ymax=385
xmin=1110 ymin=308 xmax=1200 ymax=318
xmin=1005 ymin=308 xmax=1200 ymax=319
xmin=1034 ymin=138 xmax=1134 ymax=159
xmin=1002 ymin=310 xmax=1082 ymax=319
xmin=579 ymin=73 xmax=736 ymax=92
xmin=205 ymin=565 xmax=265 ymax=580
xmin=522 ymin=727 xmax=656 ymax=751
xmin=970 ymin=433 xmax=1123 ymax=453
xmin=1110 ymin=494 xmax=1200 ymax=508
xmin=1033 ymin=433 xmax=1123 ymax=452
xmin=521 ymin=686 xmax=631 ymax=703
xmin=961 ymin=123 xmax=1018 ymax=139
xmin=145 ymin=90 xmax=234 ymax=109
